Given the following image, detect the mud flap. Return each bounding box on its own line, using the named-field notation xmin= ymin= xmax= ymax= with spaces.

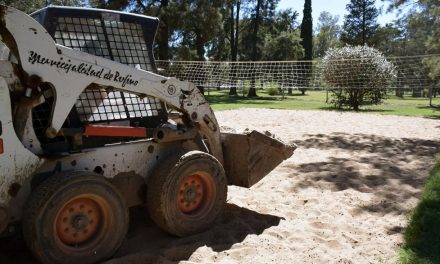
xmin=221 ymin=131 xmax=296 ymax=188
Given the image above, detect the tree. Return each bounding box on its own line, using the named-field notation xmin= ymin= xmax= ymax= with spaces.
xmin=178 ymin=0 xmax=223 ymax=61
xmin=321 ymin=46 xmax=396 ymax=110
xmin=89 ymin=0 xmax=175 ymax=60
xmin=385 ymin=0 xmax=416 ymax=9
xmin=0 ymin=0 xmax=84 ymax=13
xmin=406 ymin=16 xmax=430 ymax=55
xmin=254 ymin=8 xmax=302 ymax=95
xmin=230 ymin=0 xmax=241 ymax=62
xmin=414 ymin=1 xmax=440 ymax=85
xmin=314 ymin=11 xmax=341 ymax=58
xmin=371 ymin=23 xmax=403 ymax=56
xmin=262 ymin=32 xmax=303 ymax=61
xmin=261 ymin=9 xmax=302 ymax=60
xmin=385 ymin=0 xmax=440 ymax=87
xmin=341 ymin=0 xmax=380 ymax=46
xmin=228 ymin=0 xmax=241 ymax=95
xmin=238 ymin=0 xmax=279 ymax=97
xmin=300 ymin=0 xmax=313 ymax=60
xmin=299 ymin=0 xmax=313 ymax=95
xmin=247 ymin=0 xmax=263 ymax=97
xmin=150 ymin=0 xmax=173 ymax=61
xmin=262 ymin=32 xmax=304 ymax=94
xmin=91 ymin=0 xmax=223 ymax=61
xmin=421 ymin=4 xmax=440 ymax=86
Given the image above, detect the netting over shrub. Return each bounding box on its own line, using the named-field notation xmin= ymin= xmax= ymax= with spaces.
xmin=321 ymin=46 xmax=395 ymax=110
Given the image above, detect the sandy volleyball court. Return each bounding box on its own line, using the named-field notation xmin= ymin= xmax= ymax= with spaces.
xmin=1 ymin=109 xmax=439 ymax=263
xmin=106 ymin=109 xmax=440 ymax=264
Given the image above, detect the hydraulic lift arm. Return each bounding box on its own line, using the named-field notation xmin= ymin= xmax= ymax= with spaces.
xmin=0 ymin=5 xmax=223 ymax=163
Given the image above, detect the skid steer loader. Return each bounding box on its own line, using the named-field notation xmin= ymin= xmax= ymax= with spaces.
xmin=0 ymin=5 xmax=295 ymax=264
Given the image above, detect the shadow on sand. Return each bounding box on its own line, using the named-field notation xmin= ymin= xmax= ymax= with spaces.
xmin=107 ymin=203 xmax=282 ymax=263
xmin=286 ymin=133 xmax=440 ymax=216
xmin=0 ymin=203 xmax=282 ymax=264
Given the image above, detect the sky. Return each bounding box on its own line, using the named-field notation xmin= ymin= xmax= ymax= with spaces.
xmin=278 ymin=0 xmax=405 ymax=29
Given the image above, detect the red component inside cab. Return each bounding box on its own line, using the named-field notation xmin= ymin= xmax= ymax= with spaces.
xmin=83 ymin=125 xmax=147 ymax=138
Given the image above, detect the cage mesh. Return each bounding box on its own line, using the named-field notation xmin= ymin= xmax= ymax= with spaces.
xmin=76 ymin=88 xmax=163 ymax=123
xmin=54 ymin=17 xmax=111 ymax=60
xmin=104 ymin=20 xmax=151 ymax=71
xmin=51 ymin=14 xmax=165 ymax=122
xmin=54 ymin=16 xmax=152 ymax=71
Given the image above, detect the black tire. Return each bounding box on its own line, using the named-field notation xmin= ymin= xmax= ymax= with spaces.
xmin=147 ymin=151 xmax=227 ymax=237
xmin=22 ymin=172 xmax=128 ymax=264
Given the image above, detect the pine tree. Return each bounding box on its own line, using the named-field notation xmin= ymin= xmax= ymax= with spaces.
xmin=300 ymin=0 xmax=313 ymax=60
xmin=341 ymin=0 xmax=379 ymax=46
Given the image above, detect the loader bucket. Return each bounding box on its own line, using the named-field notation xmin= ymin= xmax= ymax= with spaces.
xmin=221 ymin=131 xmax=296 ymax=188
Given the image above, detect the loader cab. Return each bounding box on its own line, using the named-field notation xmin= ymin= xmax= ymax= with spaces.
xmin=31 ymin=6 xmax=159 ymax=72
xmin=29 ymin=7 xmax=169 ymax=152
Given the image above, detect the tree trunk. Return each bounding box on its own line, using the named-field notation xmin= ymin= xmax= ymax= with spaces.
xmin=248 ymin=78 xmax=258 ymax=97
xmin=230 ymin=0 xmax=240 ymax=62
xmin=248 ymin=0 xmax=262 ymax=98
xmin=250 ymin=0 xmax=262 ymax=61
xmin=229 ymin=0 xmax=240 ymax=96
xmin=229 ymin=87 xmax=238 ymax=96
xmin=195 ymin=30 xmax=205 ymax=61
xmin=248 ymin=63 xmax=257 ymax=97
xmin=158 ymin=25 xmax=169 ymax=60
xmin=229 ymin=63 xmax=238 ymax=96
xmin=362 ymin=0 xmax=366 ymax=46
xmin=352 ymin=89 xmax=360 ymax=110
xmin=353 ymin=103 xmax=360 ymax=111
xmin=156 ymin=0 xmax=170 ymax=60
xmin=395 ymin=88 xmax=404 ymax=97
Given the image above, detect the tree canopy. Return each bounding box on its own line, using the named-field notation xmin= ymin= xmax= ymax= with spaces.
xmin=0 ymin=0 xmax=84 ymax=13
xmin=2 ymin=0 xmax=438 ymax=70
xmin=87 ymin=0 xmax=304 ymax=63
xmin=341 ymin=0 xmax=380 ymax=46
xmin=384 ymin=0 xmax=440 ymax=84
xmin=314 ymin=11 xmax=340 ymax=58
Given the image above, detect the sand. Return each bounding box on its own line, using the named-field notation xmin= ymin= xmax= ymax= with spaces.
xmin=1 ymin=109 xmax=439 ymax=263
xmin=106 ymin=109 xmax=440 ymax=264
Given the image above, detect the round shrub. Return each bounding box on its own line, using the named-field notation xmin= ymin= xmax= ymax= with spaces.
xmin=321 ymin=46 xmax=396 ymax=110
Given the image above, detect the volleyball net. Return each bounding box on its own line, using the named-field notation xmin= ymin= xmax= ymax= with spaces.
xmin=156 ymin=54 xmax=440 ymax=97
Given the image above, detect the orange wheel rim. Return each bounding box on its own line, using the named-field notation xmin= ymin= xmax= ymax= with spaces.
xmin=177 ymin=173 xmax=213 ymax=214
xmin=55 ymin=197 xmax=102 ymax=246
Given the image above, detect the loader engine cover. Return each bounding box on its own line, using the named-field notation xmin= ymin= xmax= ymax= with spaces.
xmin=221 ymin=131 xmax=296 ymax=188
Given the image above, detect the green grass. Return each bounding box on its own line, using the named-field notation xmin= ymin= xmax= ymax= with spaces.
xmin=205 ymin=89 xmax=440 ymax=118
xmin=398 ymin=156 xmax=440 ymax=264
